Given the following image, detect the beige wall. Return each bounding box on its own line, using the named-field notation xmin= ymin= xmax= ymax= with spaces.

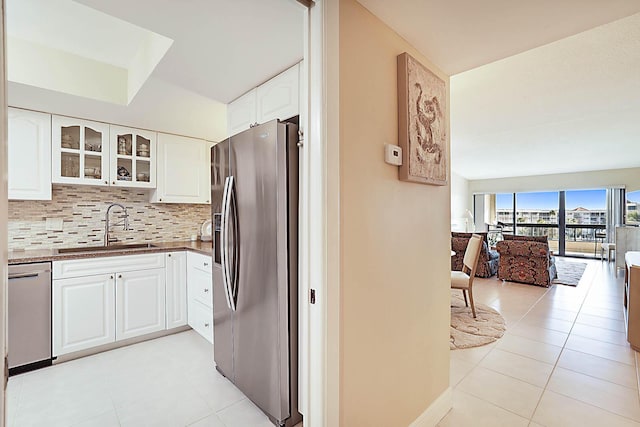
xmin=469 ymin=167 xmax=640 ymax=194
xmin=339 ymin=1 xmax=451 ymax=425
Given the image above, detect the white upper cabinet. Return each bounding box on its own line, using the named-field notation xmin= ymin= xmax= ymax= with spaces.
xmin=227 ymin=89 xmax=257 ymax=138
xmin=256 ymin=63 xmax=299 ymax=124
xmin=109 ymin=125 xmax=157 ymax=188
xmin=8 ymin=108 xmax=52 ymax=200
xmin=52 ymin=115 xmax=110 ymax=186
xmin=226 ymin=62 xmax=300 ymax=138
xmin=150 ymin=133 xmax=211 ymax=204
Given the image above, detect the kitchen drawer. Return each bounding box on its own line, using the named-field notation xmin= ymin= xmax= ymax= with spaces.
xmin=53 ymin=253 xmax=165 ymax=279
xmin=187 ymin=252 xmax=212 ymax=274
xmin=189 ymin=300 xmax=213 ymax=344
xmin=188 ymin=263 xmax=213 ymax=308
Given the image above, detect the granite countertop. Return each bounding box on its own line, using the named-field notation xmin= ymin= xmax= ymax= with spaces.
xmin=8 ymin=240 xmax=214 ymax=264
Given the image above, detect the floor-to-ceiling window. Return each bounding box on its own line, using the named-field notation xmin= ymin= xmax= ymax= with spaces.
xmin=481 ymin=188 xmax=610 ymax=259
xmin=496 ymin=193 xmax=514 ymax=229
xmin=515 ymin=191 xmax=560 ymax=253
xmin=564 ymin=189 xmax=607 ymax=257
xmin=627 ymin=190 xmax=640 ymax=225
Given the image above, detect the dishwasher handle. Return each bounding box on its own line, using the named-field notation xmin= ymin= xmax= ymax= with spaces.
xmin=8 ymin=270 xmax=50 ymax=280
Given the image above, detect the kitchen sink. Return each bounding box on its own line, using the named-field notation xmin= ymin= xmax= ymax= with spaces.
xmin=56 ymin=243 xmax=158 ymax=254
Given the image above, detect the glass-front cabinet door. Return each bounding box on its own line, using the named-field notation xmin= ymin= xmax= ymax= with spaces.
xmin=109 ymin=126 xmax=157 ymax=188
xmin=52 ymin=116 xmax=110 ymax=185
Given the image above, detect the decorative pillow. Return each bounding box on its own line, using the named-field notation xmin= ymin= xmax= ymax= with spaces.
xmin=503 ymin=234 xmax=548 ymax=243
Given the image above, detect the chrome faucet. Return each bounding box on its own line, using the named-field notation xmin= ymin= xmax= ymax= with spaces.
xmin=104 ymin=203 xmax=130 ymax=246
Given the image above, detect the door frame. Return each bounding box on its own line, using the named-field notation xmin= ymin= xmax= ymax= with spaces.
xmin=299 ymin=0 xmax=340 ymax=425
xmin=1 ymin=0 xmax=8 ymax=423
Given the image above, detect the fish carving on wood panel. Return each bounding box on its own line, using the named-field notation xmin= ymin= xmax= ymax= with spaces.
xmin=414 ymin=82 xmax=443 ymax=165
xmin=397 ymin=52 xmax=447 ymax=185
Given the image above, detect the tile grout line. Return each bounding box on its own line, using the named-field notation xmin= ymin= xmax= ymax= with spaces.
xmin=481 ymin=345 xmax=638 ymax=392
xmin=451 ymin=260 xmax=640 ymax=425
xmin=527 ymin=260 xmax=599 ymax=422
xmin=450 ymin=280 xmax=554 ymax=424
xmin=526 ymin=260 xmax=640 ymax=424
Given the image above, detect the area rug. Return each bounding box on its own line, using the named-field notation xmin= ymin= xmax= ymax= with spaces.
xmin=552 ymin=261 xmax=587 ymax=286
xmin=450 ymin=294 xmax=506 ymax=350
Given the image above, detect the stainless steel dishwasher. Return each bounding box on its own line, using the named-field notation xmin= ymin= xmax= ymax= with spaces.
xmin=8 ymin=262 xmax=52 ymax=375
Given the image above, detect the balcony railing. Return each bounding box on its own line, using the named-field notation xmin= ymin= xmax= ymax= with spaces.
xmin=491 ymin=222 xmax=606 ymax=257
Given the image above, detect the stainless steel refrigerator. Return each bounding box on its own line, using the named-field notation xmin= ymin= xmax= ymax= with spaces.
xmin=211 ymin=120 xmax=301 ymax=427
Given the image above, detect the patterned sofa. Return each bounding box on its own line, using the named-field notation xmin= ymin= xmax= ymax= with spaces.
xmin=496 ymin=235 xmax=558 ymax=287
xmin=451 ymin=232 xmax=499 ymax=278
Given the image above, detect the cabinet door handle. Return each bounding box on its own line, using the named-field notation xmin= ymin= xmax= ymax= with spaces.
xmin=118 ymin=274 xmax=122 ymax=279
xmin=204 ymin=288 xmax=209 ymax=293
xmin=204 ymin=323 xmax=210 ymax=328
xmin=110 ymin=275 xmax=114 ymax=279
xmin=112 ymin=181 xmax=116 ymax=185
xmin=159 ymin=198 xmax=163 ymax=202
xmin=168 ymin=254 xmax=172 ymax=257
xmin=203 ymin=262 xmax=209 ymax=267
xmin=104 ymin=180 xmax=108 ymax=184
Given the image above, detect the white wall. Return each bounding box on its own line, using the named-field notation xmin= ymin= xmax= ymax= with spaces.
xmin=8 ymin=77 xmax=227 ymax=142
xmin=469 ymin=167 xmax=640 ymax=194
xmin=8 ymin=37 xmax=128 ymax=105
xmin=451 ymin=171 xmax=470 ymax=219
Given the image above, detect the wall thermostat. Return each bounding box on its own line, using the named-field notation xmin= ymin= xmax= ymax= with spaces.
xmin=384 ymin=144 xmax=403 ymax=166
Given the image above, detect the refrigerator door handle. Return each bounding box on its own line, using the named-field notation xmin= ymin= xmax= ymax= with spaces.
xmin=229 ymin=177 xmax=240 ymax=309
xmin=224 ymin=176 xmax=237 ymax=312
xmin=220 ymin=176 xmax=233 ymax=310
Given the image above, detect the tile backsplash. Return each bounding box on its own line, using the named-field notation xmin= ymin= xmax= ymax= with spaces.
xmin=8 ymin=185 xmax=211 ymax=250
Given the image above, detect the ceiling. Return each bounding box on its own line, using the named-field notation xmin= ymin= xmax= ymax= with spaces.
xmin=7 ymin=0 xmax=173 ymax=105
xmin=6 ymin=0 xmax=304 ymax=106
xmin=76 ymin=0 xmax=305 ymax=104
xmin=357 ymin=0 xmax=640 ymax=180
xmin=451 ymin=13 xmax=640 ymax=180
xmin=9 ymin=0 xmax=150 ymax=68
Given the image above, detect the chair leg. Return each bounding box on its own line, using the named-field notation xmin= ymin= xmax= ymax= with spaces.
xmin=469 ymin=287 xmax=477 ymax=318
xmin=462 ymin=289 xmax=468 ymax=307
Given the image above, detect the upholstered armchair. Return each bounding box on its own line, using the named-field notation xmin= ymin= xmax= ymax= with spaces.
xmin=451 ymin=232 xmax=499 ymax=278
xmin=496 ymin=235 xmax=558 ymax=287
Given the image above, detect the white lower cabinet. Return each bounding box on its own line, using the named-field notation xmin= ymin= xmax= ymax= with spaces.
xmin=165 ymin=252 xmax=188 ymax=329
xmin=116 ymin=268 xmax=166 ymax=341
xmin=52 ymin=251 xmax=211 ymax=356
xmin=188 ymin=300 xmax=213 ymax=344
xmin=53 ymin=254 xmax=167 ymax=357
xmin=187 ymin=252 xmax=213 ymax=343
xmin=53 ymin=273 xmax=116 ymax=357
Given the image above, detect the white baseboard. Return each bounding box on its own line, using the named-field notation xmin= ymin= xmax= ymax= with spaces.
xmin=408 ymin=387 xmax=452 ymax=427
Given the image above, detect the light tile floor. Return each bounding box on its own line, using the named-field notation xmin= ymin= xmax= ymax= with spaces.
xmin=6 ymin=331 xmax=280 ymax=427
xmin=8 ymin=258 xmax=636 ymax=427
xmin=441 ymin=258 xmax=640 ymax=427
